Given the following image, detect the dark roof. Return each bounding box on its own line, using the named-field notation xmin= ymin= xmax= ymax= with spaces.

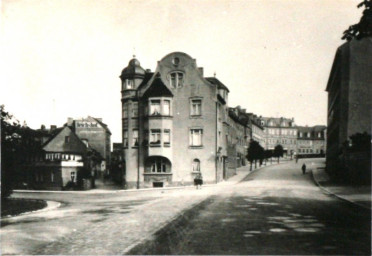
xmin=297 ymin=125 xmax=326 ymax=140
xmin=205 ymin=77 xmax=230 ymax=92
xmin=143 ymin=74 xmax=173 ymax=98
xmin=261 ymin=117 xmax=294 ymax=127
xmin=43 ymin=126 xmax=87 ymax=154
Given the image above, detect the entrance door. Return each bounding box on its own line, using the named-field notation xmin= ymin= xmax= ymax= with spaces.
xmin=222 ymin=157 xmax=227 ymax=180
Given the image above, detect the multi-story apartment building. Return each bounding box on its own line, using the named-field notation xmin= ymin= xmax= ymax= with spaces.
xmin=260 ymin=117 xmax=297 ymax=156
xmin=245 ymin=113 xmax=265 ymax=147
xmin=326 ymin=37 xmax=371 ymax=181
xmin=297 ymin=126 xmax=327 ymax=157
xmin=228 ymin=107 xmax=250 ymax=167
xmin=120 ymin=52 xmax=234 ymax=189
xmin=67 ymin=116 xmax=111 ymax=175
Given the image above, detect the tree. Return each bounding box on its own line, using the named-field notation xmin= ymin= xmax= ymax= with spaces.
xmin=246 ymin=140 xmax=260 ymax=171
xmin=1 ymin=105 xmax=22 ymax=199
xmin=264 ymin=150 xmax=272 ymax=165
xmin=273 ymin=144 xmax=284 ymax=163
xmin=342 ymin=0 xmax=372 ymax=41
xmin=257 ymin=145 xmax=265 ymax=166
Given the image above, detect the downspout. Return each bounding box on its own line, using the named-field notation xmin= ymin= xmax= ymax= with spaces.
xmin=137 ymin=100 xmax=140 ymax=189
xmin=215 ymin=101 xmax=218 ymax=184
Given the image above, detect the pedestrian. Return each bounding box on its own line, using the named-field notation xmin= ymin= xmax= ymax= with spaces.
xmin=302 ymin=163 xmax=306 ymax=174
xmin=194 ymin=173 xmax=203 ymax=189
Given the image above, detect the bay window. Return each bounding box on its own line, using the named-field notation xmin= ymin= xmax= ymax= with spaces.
xmin=164 ymin=130 xmax=170 ymax=146
xmin=150 ymin=100 xmax=161 ymax=116
xmin=150 ymin=129 xmax=161 ymax=145
xmin=163 ymin=100 xmax=170 ymax=116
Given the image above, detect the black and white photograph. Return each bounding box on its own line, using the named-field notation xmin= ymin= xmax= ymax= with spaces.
xmin=1 ymin=0 xmax=371 ymax=255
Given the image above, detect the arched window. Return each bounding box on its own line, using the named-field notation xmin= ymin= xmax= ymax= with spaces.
xmin=192 ymin=159 xmax=200 ymax=172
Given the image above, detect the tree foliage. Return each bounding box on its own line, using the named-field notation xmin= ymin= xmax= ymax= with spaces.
xmin=342 ymin=0 xmax=372 ymax=41
xmin=273 ymin=144 xmax=284 ymax=163
xmin=1 ymin=105 xmax=21 ymax=199
xmin=246 ymin=140 xmax=265 ymax=169
xmin=1 ymin=105 xmax=39 ymax=199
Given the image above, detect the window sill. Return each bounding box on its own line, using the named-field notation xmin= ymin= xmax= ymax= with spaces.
xmin=149 ymin=144 xmax=161 ymax=147
xmin=147 ymin=115 xmax=173 ymax=118
xmin=190 ymin=115 xmax=202 ymax=119
xmin=143 ymin=172 xmax=173 ymax=175
xmin=189 ymin=146 xmax=203 ymax=149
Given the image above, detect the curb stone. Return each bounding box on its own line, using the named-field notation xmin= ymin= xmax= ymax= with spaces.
xmin=310 ymin=170 xmax=371 ymax=211
xmin=1 ymin=200 xmax=62 ymax=220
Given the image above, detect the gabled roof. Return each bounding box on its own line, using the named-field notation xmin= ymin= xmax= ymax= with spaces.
xmin=137 ymin=72 xmax=154 ymax=91
xmin=142 ymin=74 xmax=173 ymax=98
xmin=43 ymin=126 xmax=87 ymax=154
xmin=205 ymin=77 xmax=230 ymax=92
xmin=91 ymin=117 xmax=112 ymax=135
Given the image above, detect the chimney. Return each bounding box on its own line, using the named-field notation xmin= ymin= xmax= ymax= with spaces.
xmin=198 ymin=67 xmax=204 ymax=76
xmin=50 ymin=125 xmax=57 ymax=131
xmin=40 ymin=124 xmax=46 ymax=130
xmin=146 ymin=69 xmax=151 ymax=73
xmin=67 ymin=117 xmax=74 ymax=126
xmin=242 ymin=109 xmax=246 ymax=113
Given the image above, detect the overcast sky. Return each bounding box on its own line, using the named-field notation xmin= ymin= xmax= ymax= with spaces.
xmin=1 ymin=0 xmax=362 ymax=143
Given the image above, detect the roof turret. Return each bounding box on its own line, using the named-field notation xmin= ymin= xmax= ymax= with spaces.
xmin=120 ymin=55 xmax=146 ymax=78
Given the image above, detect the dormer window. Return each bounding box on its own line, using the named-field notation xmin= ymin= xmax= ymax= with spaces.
xmin=170 ymin=72 xmax=184 ymax=88
xmin=125 ymin=79 xmax=134 ymax=89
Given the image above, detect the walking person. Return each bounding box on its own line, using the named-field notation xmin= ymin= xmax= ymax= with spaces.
xmin=194 ymin=173 xmax=203 ymax=189
xmin=302 ymin=163 xmax=306 ymax=174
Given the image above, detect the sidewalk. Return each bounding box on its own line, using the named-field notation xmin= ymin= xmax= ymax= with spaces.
xmin=312 ymin=167 xmax=371 ymax=210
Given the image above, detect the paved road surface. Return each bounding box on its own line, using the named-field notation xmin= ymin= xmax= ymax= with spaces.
xmin=1 ymin=159 xmax=370 ymax=255
xmin=129 ymin=160 xmax=371 ymax=255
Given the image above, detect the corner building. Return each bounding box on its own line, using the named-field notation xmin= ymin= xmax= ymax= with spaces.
xmin=120 ymin=52 xmax=231 ymax=189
